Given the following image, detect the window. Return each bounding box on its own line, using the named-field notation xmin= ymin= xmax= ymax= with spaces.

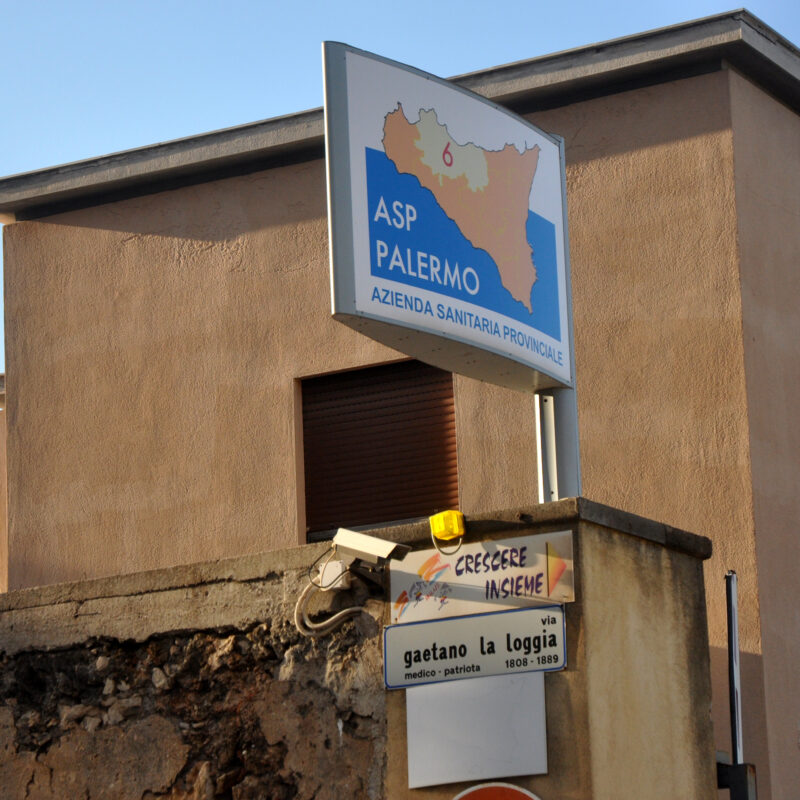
xmin=302 ymin=360 xmax=458 ymax=538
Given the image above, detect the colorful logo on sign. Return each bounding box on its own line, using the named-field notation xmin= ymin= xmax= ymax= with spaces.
xmin=418 ymin=552 xmax=450 ymax=583
xmin=547 ymin=540 xmax=567 ymax=595
xmin=393 ymin=552 xmax=452 ymax=619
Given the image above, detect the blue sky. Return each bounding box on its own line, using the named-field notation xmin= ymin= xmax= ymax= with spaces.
xmin=1 ymin=1 xmax=798 ymax=373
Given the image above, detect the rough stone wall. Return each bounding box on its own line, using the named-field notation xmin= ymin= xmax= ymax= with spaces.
xmin=0 ymin=567 xmax=387 ymax=799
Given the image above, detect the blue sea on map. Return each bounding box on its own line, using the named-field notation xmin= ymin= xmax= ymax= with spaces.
xmin=366 ymin=147 xmax=560 ymax=341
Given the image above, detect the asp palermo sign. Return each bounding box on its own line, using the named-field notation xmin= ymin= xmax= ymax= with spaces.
xmin=324 ymin=43 xmax=574 ymax=391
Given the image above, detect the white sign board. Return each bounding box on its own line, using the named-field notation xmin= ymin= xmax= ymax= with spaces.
xmin=390 ymin=531 xmax=573 ymax=624
xmin=407 ymin=673 xmax=547 ymax=788
xmin=384 ymin=606 xmax=565 ymax=689
xmin=324 ymin=42 xmax=574 ymax=392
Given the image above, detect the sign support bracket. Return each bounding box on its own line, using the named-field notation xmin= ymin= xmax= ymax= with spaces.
xmin=536 ymin=387 xmax=581 ymax=502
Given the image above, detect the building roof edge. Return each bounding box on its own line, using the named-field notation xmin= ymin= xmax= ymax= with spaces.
xmin=1 ymin=9 xmax=797 ymax=219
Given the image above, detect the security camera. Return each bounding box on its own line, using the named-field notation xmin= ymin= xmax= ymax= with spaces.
xmin=294 ymin=529 xmax=411 ymax=638
xmin=333 ymin=528 xmax=410 ymax=567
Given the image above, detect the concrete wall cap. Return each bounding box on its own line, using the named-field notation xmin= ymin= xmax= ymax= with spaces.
xmin=372 ymin=497 xmax=713 ymax=560
xmin=0 ymin=498 xmax=710 ymax=616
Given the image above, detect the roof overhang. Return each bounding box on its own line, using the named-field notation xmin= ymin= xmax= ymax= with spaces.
xmin=1 ymin=9 xmax=798 ymax=221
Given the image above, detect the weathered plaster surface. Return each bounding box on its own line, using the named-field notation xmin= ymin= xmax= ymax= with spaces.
xmin=383 ymin=515 xmax=715 ymax=800
xmin=581 ymin=523 xmax=716 ymax=799
xmin=0 ymin=544 xmax=386 ymax=799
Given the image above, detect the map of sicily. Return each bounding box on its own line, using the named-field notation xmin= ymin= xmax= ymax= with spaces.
xmin=367 ymin=103 xmax=560 ymax=339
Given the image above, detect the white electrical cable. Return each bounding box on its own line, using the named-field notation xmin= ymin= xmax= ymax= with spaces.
xmin=293 ymin=574 xmax=365 ymax=638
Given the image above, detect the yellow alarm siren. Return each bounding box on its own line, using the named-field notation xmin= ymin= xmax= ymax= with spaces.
xmin=429 ymin=510 xmax=465 ymax=555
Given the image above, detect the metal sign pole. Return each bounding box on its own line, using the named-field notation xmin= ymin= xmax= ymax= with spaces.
xmin=536 ymin=134 xmax=581 ymax=504
xmin=536 ymin=387 xmax=581 ymax=502
xmin=726 ymin=570 xmax=744 ymax=764
xmin=718 ymin=570 xmax=758 ymax=797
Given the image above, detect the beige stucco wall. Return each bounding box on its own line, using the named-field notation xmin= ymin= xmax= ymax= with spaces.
xmin=582 ymin=521 xmax=716 ymax=799
xmin=2 ymin=162 xmax=536 ymax=589
xmin=527 ymin=69 xmax=774 ymax=792
xmin=2 ymin=66 xmax=793 ymax=795
xmin=730 ymin=70 xmax=800 ymax=800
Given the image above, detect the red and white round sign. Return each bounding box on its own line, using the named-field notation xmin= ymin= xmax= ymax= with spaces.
xmin=452 ymin=783 xmax=542 ymax=800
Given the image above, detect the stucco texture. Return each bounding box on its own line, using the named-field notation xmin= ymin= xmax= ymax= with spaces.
xmin=1 ymin=66 xmax=793 ymax=795
xmin=3 ymin=161 xmax=534 ymax=589
xmin=529 ymin=70 xmax=776 ymax=793
xmin=730 ymin=69 xmax=800 ymax=800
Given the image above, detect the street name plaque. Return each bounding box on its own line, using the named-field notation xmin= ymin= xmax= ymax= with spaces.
xmin=384 ymin=605 xmax=566 ymax=689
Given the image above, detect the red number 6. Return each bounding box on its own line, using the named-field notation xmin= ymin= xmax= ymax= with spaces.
xmin=442 ymin=142 xmax=453 ymax=167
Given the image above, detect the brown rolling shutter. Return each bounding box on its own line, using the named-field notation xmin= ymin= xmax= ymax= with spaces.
xmin=302 ymin=360 xmax=459 ymax=536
